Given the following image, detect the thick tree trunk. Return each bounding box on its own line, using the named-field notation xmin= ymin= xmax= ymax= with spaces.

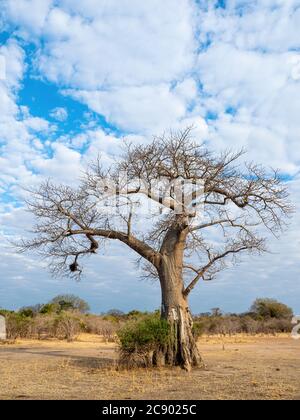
xmin=154 ymin=254 xmax=204 ymax=371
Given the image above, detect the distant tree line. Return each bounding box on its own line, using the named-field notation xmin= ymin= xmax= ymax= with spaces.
xmin=0 ymin=296 xmax=294 ymax=343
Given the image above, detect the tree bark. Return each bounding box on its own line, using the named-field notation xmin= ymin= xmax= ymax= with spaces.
xmin=154 ymin=225 xmax=204 ymax=371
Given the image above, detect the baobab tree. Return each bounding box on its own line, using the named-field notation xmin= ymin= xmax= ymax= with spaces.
xmin=19 ymin=128 xmax=292 ymax=371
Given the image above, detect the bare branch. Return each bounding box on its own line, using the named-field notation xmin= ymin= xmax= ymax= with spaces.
xmin=183 ymin=235 xmax=266 ymax=296
xmin=18 ymin=128 xmax=292 ymax=287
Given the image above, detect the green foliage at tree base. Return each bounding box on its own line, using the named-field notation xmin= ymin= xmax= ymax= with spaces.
xmin=117 ymin=314 xmax=170 ymax=353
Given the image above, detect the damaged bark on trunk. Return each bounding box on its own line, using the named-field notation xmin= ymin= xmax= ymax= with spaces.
xmin=153 ymin=224 xmax=204 ymax=372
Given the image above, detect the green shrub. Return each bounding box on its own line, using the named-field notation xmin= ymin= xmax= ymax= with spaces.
xmin=118 ymin=315 xmax=170 ymax=352
xmin=192 ymin=321 xmax=205 ymax=339
xmin=117 ymin=314 xmax=170 ymax=367
xmin=39 ymin=303 xmax=60 ymax=315
xmin=5 ymin=313 xmax=33 ymax=340
xmin=127 ymin=310 xmax=148 ymax=320
xmin=0 ymin=309 xmax=13 ymax=317
xmin=102 ymin=314 xmax=121 ymax=324
xmin=18 ymin=308 xmax=35 ymax=318
xmin=18 ymin=305 xmax=43 ymax=318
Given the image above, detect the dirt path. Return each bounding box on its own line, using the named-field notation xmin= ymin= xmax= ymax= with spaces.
xmin=0 ymin=335 xmax=299 ymax=400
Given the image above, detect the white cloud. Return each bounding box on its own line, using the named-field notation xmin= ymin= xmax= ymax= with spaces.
xmin=0 ymin=41 xmax=34 ymax=194
xmin=194 ymin=12 xmax=300 ymax=171
xmin=0 ymin=39 xmax=25 ymax=89
xmin=50 ymin=107 xmax=68 ymax=122
xmin=0 ymin=41 xmax=52 ymax=204
xmin=2 ymin=0 xmax=52 ymax=38
xmin=32 ymin=143 xmax=83 ymax=184
xmin=2 ymin=0 xmax=202 ymax=134
xmin=197 ymin=0 xmax=300 ymax=53
xmin=65 ymin=82 xmax=201 ymax=134
xmin=24 ymin=116 xmax=50 ymax=132
xmin=0 ymin=54 xmax=6 ymax=80
xmin=4 ymin=0 xmax=298 ymax=168
xmin=36 ymin=0 xmax=196 ymax=89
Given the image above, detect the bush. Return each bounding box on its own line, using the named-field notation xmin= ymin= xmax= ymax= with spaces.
xmin=118 ymin=315 xmax=170 ymax=351
xmin=117 ymin=314 xmax=170 ymax=367
xmin=53 ymin=312 xmax=83 ymax=342
xmin=0 ymin=309 xmax=13 ymax=317
xmin=39 ymin=303 xmax=60 ymax=315
xmin=5 ymin=313 xmax=33 ymax=340
xmin=18 ymin=308 xmax=35 ymax=318
xmin=127 ymin=310 xmax=148 ymax=320
xmin=192 ymin=321 xmax=205 ymax=339
xmin=84 ymin=315 xmax=117 ymax=342
xmin=18 ymin=304 xmax=43 ymax=318
xmin=259 ymin=318 xmax=292 ymax=334
xmin=240 ymin=316 xmax=260 ymax=334
xmin=103 ymin=309 xmax=126 ymax=323
xmin=30 ymin=315 xmax=57 ymax=340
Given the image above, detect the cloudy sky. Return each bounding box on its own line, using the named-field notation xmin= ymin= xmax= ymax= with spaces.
xmin=0 ymin=0 xmax=299 ymax=314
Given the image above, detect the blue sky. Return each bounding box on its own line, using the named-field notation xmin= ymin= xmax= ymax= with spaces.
xmin=0 ymin=0 xmax=300 ymax=314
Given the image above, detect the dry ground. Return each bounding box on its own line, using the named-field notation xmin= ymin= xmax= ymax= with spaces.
xmin=0 ymin=334 xmax=299 ymax=400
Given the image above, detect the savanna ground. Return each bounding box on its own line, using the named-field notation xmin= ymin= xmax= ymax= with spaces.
xmin=0 ymin=334 xmax=299 ymax=400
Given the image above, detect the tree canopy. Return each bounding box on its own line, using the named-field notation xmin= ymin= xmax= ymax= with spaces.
xmin=19 ymin=128 xmax=292 ymax=287
xmin=251 ymin=298 xmax=293 ymax=320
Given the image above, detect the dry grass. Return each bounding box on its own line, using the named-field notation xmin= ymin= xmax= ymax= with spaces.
xmin=0 ymin=334 xmax=299 ymax=400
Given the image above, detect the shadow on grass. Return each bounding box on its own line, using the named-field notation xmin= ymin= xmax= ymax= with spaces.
xmin=0 ymin=347 xmax=116 ymax=369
